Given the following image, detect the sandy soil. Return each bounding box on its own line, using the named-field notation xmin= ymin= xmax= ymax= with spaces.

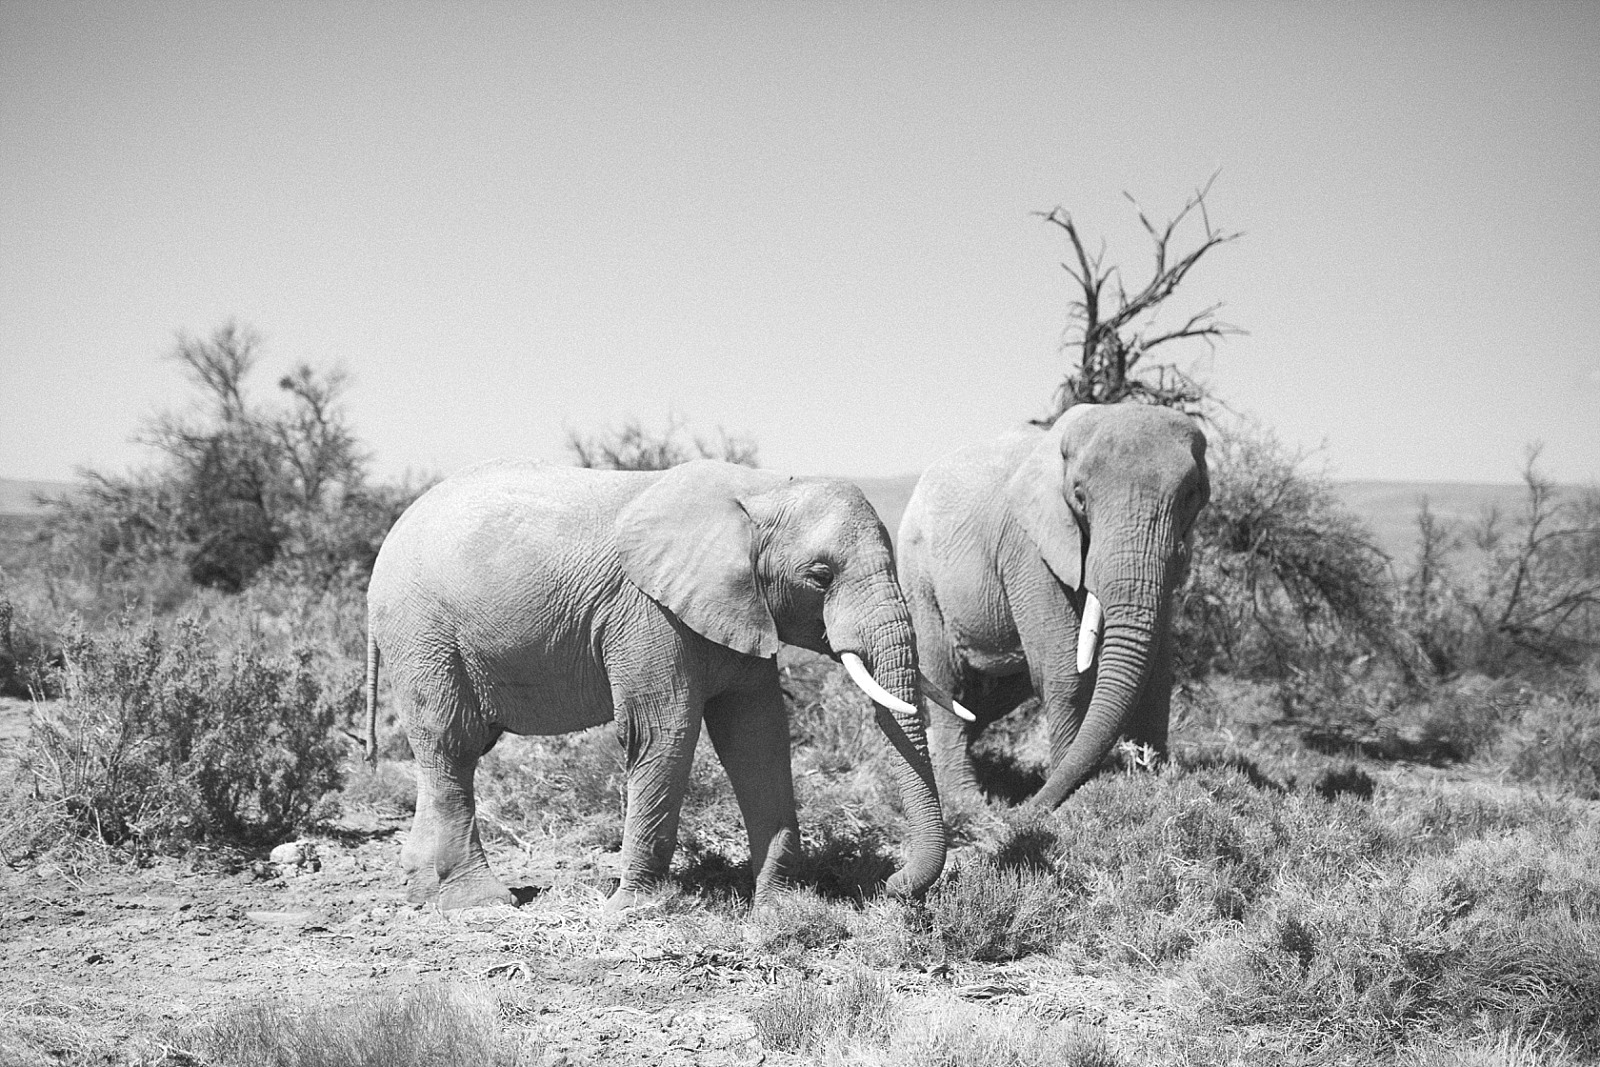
xmin=0 ymin=830 xmax=790 ymax=1064
xmin=0 ymin=697 xmax=1147 ymax=1065
xmin=0 ymin=696 xmax=791 ymax=1063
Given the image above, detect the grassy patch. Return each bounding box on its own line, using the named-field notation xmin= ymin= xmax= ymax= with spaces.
xmin=746 ymin=888 xmax=855 ymax=957
xmin=750 ymin=969 xmax=895 ymax=1054
xmin=929 ymin=858 xmax=1076 ymax=962
xmin=1504 ymin=683 xmax=1600 ymax=798
xmin=174 ymin=982 xmax=542 ymax=1066
xmin=1190 ymin=818 xmax=1600 ymax=1055
xmin=888 ymin=1004 xmax=1126 ymax=1067
xmin=17 ymin=613 xmax=347 ymax=853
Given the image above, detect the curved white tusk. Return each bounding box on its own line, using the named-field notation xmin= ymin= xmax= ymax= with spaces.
xmin=841 ymin=652 xmax=918 ymax=717
xmin=1077 ymin=590 xmax=1104 ymax=674
xmin=918 ymin=668 xmax=977 ymax=723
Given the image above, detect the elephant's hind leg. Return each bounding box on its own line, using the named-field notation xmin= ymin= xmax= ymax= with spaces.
xmin=402 ymin=669 xmax=514 ymax=912
xmin=937 ymin=667 xmax=1034 ymax=802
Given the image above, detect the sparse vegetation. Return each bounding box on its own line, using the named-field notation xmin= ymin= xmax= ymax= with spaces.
xmin=2 ymin=315 xmax=1598 ymax=1066
xmin=15 ymin=613 xmax=349 ymax=853
xmin=1179 ymin=419 xmax=1398 ymax=683
xmin=929 ymin=859 xmax=1076 ymax=962
xmin=894 ymin=1006 xmax=1126 ymax=1067
xmin=1400 ymin=449 xmax=1600 ymax=676
xmin=566 ymin=411 xmax=759 ymax=471
xmin=175 ymin=982 xmax=543 ymax=1067
xmin=752 ymin=969 xmax=895 ymax=1053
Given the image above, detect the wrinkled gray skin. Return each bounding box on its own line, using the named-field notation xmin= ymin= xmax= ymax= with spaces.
xmin=367 ymin=459 xmax=945 ymax=913
xmin=898 ymin=404 xmax=1209 ymax=808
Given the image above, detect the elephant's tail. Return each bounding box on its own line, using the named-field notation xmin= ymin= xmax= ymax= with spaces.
xmin=364 ymin=632 xmax=381 ymax=768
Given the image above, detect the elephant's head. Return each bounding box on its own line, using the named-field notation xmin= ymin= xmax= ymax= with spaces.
xmin=615 ymin=460 xmax=945 ymax=895
xmin=1009 ymin=404 xmax=1208 ymax=806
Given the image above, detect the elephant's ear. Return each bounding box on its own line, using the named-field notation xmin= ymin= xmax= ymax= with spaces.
xmin=1005 ymin=407 xmax=1092 ymax=590
xmin=615 ymin=461 xmax=782 ymax=658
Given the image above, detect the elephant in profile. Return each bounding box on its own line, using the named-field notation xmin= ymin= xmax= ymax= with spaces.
xmin=366 ymin=459 xmax=948 ymax=912
xmin=898 ymin=403 xmax=1209 ymax=808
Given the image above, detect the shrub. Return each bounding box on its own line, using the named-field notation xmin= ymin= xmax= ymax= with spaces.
xmin=1399 ymin=452 xmax=1600 ymax=676
xmin=751 ymin=969 xmax=894 ymax=1053
xmin=1178 ymin=420 xmax=1398 ymax=682
xmin=20 ymin=613 xmax=348 ymax=851
xmin=889 ymin=1004 xmax=1126 ymax=1067
xmin=35 ymin=321 xmax=422 ymax=609
xmin=928 ymin=858 xmax=1076 ymax=962
xmin=1193 ymin=819 xmax=1600 ymax=1055
xmin=1504 ymin=681 xmax=1600 ymax=798
xmin=566 ymin=412 xmax=758 ymax=470
xmin=745 ymin=888 xmax=854 ymax=956
xmin=178 ymin=982 xmax=541 ymax=1067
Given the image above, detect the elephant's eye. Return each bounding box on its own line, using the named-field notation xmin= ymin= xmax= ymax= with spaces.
xmin=804 ymin=563 xmax=834 ymax=591
xmin=1070 ymin=486 xmax=1088 ymax=517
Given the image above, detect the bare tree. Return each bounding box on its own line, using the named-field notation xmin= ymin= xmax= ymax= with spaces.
xmin=168 ymin=320 xmax=259 ymax=423
xmin=1468 ymin=447 xmax=1600 ymax=667
xmin=1039 ymin=176 xmax=1242 ymax=420
xmin=53 ymin=320 xmax=386 ymax=593
xmin=275 ymin=363 xmax=365 ymax=510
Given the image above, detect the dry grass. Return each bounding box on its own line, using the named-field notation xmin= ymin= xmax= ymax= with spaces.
xmin=170 ymin=982 xmax=544 ymax=1067
xmin=887 ymin=1003 xmax=1126 ymax=1067
xmin=6 ymin=571 xmax=1600 ymax=1065
xmin=751 ymin=969 xmax=896 ymax=1054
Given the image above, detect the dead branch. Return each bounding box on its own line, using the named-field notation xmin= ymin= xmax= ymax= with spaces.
xmin=1037 ymin=176 xmax=1242 ymax=419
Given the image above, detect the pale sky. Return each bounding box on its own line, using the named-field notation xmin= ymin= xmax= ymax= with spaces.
xmin=3 ymin=1 xmax=1597 ymax=486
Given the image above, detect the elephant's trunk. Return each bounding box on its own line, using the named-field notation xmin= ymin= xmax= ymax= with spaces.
xmin=1030 ymin=571 xmax=1163 ymax=809
xmin=832 ymin=594 xmax=946 ymax=898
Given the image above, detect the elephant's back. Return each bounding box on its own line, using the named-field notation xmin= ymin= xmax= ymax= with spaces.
xmin=900 ymin=431 xmax=1037 ymax=664
xmin=384 ymin=462 xmax=649 ymax=546
xmin=370 ymin=461 xmax=657 ymax=627
xmin=902 ymin=428 xmax=1040 ymax=547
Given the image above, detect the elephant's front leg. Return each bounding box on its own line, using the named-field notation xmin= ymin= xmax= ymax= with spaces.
xmin=609 ymin=691 xmax=703 ymax=913
xmin=703 ymin=677 xmax=799 ymax=904
xmin=929 ymin=669 xmax=1034 ymax=804
xmin=1018 ymin=600 xmax=1093 ymax=777
xmin=915 ymin=615 xmax=991 ymax=805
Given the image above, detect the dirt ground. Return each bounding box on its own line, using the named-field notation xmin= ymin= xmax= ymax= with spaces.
xmin=0 ymin=697 xmax=774 ymax=1063
xmin=0 ymin=697 xmax=1146 ymax=1065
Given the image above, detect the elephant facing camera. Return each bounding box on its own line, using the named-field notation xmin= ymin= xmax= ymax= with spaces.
xmin=899 ymin=403 xmax=1209 ymax=810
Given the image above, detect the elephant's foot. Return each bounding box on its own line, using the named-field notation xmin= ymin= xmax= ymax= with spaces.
xmin=437 ymin=873 xmax=515 ymax=913
xmin=404 ymin=868 xmax=441 ymax=905
xmin=602 ymin=879 xmax=678 ymax=917
xmin=602 ymin=885 xmax=641 ymax=916
xmin=750 ymin=870 xmax=798 ymax=911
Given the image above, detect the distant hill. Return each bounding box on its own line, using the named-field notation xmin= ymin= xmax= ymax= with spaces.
xmin=0 ymin=477 xmax=74 ymax=516
xmin=1332 ymin=481 xmax=1534 ymax=563
xmin=0 ymin=473 xmax=1547 ymax=568
xmin=848 ymin=473 xmax=1537 ymax=566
